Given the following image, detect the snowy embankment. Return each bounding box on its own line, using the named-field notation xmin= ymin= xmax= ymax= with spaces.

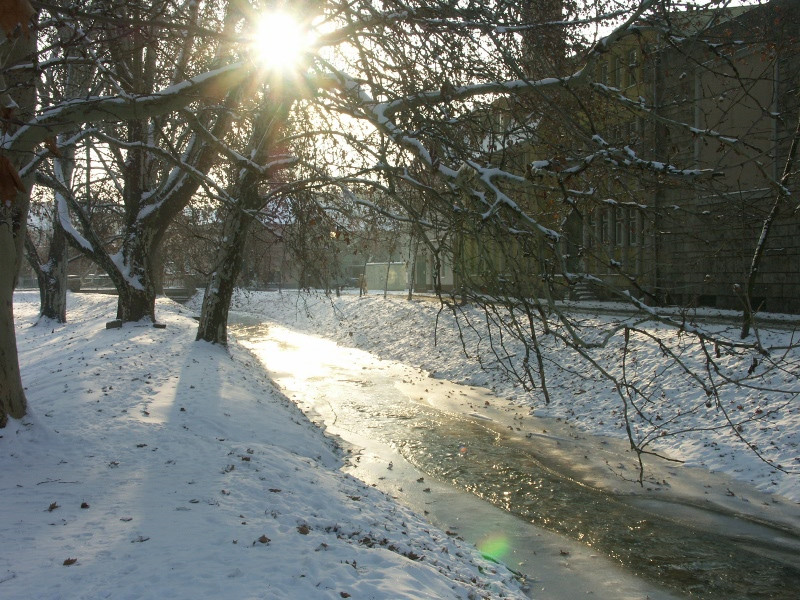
xmin=2 ymin=291 xmax=524 ymax=600
xmin=207 ymin=289 xmax=800 ymax=504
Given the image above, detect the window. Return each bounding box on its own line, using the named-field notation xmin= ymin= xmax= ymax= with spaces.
xmin=623 ymin=119 xmax=641 ymax=145
xmin=625 ymin=49 xmax=638 ymax=87
xmin=628 ymin=210 xmax=640 ymax=246
xmin=597 ymin=61 xmax=608 ymax=85
xmin=599 ymin=208 xmax=609 ymax=245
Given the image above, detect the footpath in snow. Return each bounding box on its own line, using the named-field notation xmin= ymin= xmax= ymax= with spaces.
xmin=2 ymin=291 xmax=524 ymax=599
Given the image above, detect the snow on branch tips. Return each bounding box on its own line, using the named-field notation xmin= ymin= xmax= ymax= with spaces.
xmin=3 ymin=63 xmax=252 ymax=157
xmin=527 ymin=138 xmax=718 ymax=181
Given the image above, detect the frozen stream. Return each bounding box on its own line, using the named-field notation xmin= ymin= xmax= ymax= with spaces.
xmin=231 ymin=316 xmax=800 ymax=600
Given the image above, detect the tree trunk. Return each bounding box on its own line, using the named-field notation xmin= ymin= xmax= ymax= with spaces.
xmin=152 ymin=242 xmax=165 ymax=295
xmin=196 ymin=94 xmax=294 ymax=344
xmin=383 ymin=254 xmax=391 ymax=298
xmin=116 ymin=283 xmax=156 ymax=323
xmin=407 ymin=232 xmax=420 ymax=301
xmin=0 ymin=209 xmax=27 ymax=427
xmin=196 ymin=207 xmax=251 ymax=345
xmin=0 ymin=22 xmax=37 ymax=425
xmin=115 ymin=228 xmax=157 ymax=322
xmin=35 ymin=215 xmax=68 ymax=323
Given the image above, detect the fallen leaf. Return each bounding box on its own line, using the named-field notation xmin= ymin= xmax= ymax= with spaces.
xmin=297 ymin=524 xmax=310 ymax=535
xmin=63 ymin=557 xmax=77 ymax=566
xmin=80 ymin=502 xmax=90 ymax=509
xmin=48 ymin=502 xmax=59 ymax=512
xmin=257 ymin=534 xmax=270 ymax=544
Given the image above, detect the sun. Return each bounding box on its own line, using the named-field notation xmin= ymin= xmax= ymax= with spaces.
xmin=251 ymin=12 xmax=314 ymax=72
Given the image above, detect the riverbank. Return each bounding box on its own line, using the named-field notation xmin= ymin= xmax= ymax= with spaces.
xmin=204 ymin=289 xmax=800 ymax=513
xmin=2 ymin=291 xmax=524 ymax=599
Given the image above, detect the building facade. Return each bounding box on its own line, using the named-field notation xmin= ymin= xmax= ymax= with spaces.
xmin=565 ymin=1 xmax=800 ymax=312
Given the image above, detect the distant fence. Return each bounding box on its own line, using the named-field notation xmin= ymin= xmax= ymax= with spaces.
xmin=18 ymin=274 xmax=197 ymax=303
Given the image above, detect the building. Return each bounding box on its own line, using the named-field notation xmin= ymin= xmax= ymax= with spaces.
xmin=649 ymin=1 xmax=800 ymax=312
xmin=503 ymin=0 xmax=800 ymax=313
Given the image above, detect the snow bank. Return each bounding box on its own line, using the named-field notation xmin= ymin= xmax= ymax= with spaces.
xmin=2 ymin=291 xmax=524 ymax=599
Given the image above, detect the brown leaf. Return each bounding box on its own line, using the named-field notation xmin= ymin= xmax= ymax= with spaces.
xmin=80 ymin=502 xmax=90 ymax=509
xmin=48 ymin=502 xmax=59 ymax=512
xmin=0 ymin=155 xmax=25 ymax=205
xmin=43 ymin=137 xmax=61 ymax=158
xmin=0 ymin=105 xmax=15 ymax=133
xmin=63 ymin=557 xmax=77 ymax=566
xmin=257 ymin=534 xmax=270 ymax=544
xmin=297 ymin=524 xmax=310 ymax=535
xmin=0 ymin=0 xmax=35 ymax=38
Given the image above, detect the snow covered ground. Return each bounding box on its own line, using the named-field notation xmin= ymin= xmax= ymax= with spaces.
xmin=2 ymin=291 xmax=525 ymax=599
xmin=210 ymin=288 xmax=800 ymax=505
xmin=4 ymin=288 xmax=799 ymax=600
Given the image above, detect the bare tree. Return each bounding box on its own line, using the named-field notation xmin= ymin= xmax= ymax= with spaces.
xmin=49 ymin=1 xmax=246 ymax=323
xmin=1 ymin=0 xmax=37 ymax=425
xmin=245 ymin=0 xmax=798 ymax=477
xmin=6 ymin=0 xmax=799 ymax=488
xmin=0 ymin=0 xmax=251 ymax=424
xmin=196 ymin=86 xmax=297 ymax=344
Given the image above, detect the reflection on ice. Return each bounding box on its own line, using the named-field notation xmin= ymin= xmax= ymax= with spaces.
xmin=230 ymin=315 xmax=800 ymax=600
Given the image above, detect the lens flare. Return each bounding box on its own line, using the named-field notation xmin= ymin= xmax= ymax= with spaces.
xmin=477 ymin=533 xmax=510 ymax=562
